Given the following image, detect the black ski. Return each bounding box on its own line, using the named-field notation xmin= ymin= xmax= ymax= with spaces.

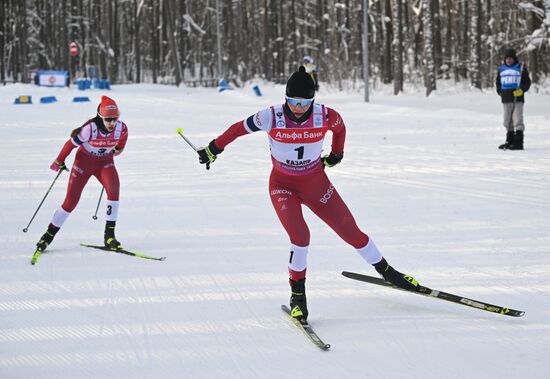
xmin=281 ymin=305 xmax=330 ymax=351
xmin=342 ymin=271 xmax=525 ymax=317
xmin=80 ymin=243 xmax=166 ymax=261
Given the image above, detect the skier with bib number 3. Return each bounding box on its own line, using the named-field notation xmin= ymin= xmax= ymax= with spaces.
xmin=33 ymin=96 xmax=128 ymax=258
xmin=197 ymin=66 xmax=420 ymax=324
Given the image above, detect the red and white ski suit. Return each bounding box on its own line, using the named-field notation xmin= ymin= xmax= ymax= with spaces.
xmin=51 ymin=120 xmax=128 ymax=227
xmin=212 ymin=103 xmax=382 ymax=280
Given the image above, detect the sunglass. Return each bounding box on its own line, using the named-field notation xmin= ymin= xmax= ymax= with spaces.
xmin=285 ymin=97 xmax=314 ymax=107
xmin=103 ymin=117 xmax=118 ymax=123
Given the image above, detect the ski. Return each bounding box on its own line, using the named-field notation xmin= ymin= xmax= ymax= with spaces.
xmin=30 ymin=248 xmax=43 ymax=265
xmin=281 ymin=305 xmax=331 ymax=351
xmin=342 ymin=271 xmax=525 ymax=317
xmin=80 ymin=243 xmax=166 ymax=261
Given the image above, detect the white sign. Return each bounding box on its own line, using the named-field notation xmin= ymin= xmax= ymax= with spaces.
xmin=37 ymin=70 xmax=68 ymax=87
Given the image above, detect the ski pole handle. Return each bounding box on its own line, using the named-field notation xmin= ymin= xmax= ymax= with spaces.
xmin=176 ymin=128 xmax=198 ymax=151
xmin=22 ymin=168 xmax=67 ymax=232
xmin=92 ymin=187 xmax=105 ymax=220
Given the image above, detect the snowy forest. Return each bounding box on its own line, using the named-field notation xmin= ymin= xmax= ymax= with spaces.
xmin=1 ymin=0 xmax=550 ymax=95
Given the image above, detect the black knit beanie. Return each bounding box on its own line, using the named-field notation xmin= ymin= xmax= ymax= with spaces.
xmin=503 ymin=48 xmax=518 ymax=65
xmin=504 ymin=48 xmax=517 ymax=59
xmin=286 ymin=66 xmax=315 ymax=99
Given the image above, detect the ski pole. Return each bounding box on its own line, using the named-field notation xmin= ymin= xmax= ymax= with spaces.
xmin=510 ymin=62 xmax=524 ymax=129
xmin=22 ymin=168 xmax=67 ymax=233
xmin=92 ymin=187 xmax=104 ymax=220
xmin=176 ymin=128 xmax=214 ymax=169
xmin=176 ymin=128 xmax=198 ymax=151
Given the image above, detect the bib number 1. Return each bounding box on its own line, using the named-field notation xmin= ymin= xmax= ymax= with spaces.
xmin=294 ymin=146 xmax=304 ymax=160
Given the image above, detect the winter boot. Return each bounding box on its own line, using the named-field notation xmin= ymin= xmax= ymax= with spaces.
xmin=104 ymin=221 xmax=122 ymax=250
xmin=36 ymin=223 xmax=59 ymax=252
xmin=498 ymin=131 xmax=515 ymax=150
xmin=373 ymin=258 xmax=419 ymax=291
xmin=289 ymin=278 xmax=308 ymax=324
xmin=508 ymin=130 xmax=524 ymax=150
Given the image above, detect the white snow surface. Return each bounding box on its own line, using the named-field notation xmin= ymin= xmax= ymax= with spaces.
xmin=1 ymin=82 xmax=549 ymax=379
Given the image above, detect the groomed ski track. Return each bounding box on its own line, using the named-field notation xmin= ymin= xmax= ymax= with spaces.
xmin=1 ymin=83 xmax=549 ymax=378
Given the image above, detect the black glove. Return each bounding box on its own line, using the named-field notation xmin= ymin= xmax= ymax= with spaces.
xmin=197 ymin=139 xmax=224 ymax=170
xmin=322 ymin=152 xmax=343 ymax=168
xmin=112 ymin=146 xmax=123 ymax=156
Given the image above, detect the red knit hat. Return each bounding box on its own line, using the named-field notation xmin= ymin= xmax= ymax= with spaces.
xmin=98 ymin=96 xmax=120 ymax=118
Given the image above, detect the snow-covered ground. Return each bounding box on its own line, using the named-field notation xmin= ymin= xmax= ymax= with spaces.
xmin=1 ymin=81 xmax=549 ymax=378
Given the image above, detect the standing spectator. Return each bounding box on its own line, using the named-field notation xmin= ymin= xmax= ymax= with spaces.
xmin=496 ymin=48 xmax=531 ymax=150
xmin=303 ymin=55 xmax=319 ymax=91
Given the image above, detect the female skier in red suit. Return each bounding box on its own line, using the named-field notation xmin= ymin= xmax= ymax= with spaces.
xmin=35 ymin=96 xmax=128 ymax=253
xmin=197 ymin=67 xmax=420 ymax=323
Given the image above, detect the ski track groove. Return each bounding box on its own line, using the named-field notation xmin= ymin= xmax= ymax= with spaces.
xmin=336 ymin=171 xmax=550 ymax=208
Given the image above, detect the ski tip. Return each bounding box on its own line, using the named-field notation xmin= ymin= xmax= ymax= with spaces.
xmin=176 ymin=127 xmax=183 ymax=134
xmin=500 ymin=307 xmax=526 ymax=317
xmin=322 ymin=343 xmax=331 ymax=351
xmin=160 ymin=257 xmax=167 ymax=261
xmin=30 ymin=249 xmax=43 ymax=265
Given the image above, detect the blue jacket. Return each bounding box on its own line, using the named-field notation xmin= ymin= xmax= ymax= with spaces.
xmin=496 ymin=60 xmax=531 ymax=103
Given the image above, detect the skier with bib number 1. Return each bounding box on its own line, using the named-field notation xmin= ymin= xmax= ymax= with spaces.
xmin=196 ymin=66 xmax=420 ymax=324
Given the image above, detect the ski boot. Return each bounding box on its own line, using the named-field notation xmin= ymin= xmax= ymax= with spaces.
xmin=104 ymin=221 xmax=122 ymax=250
xmin=373 ymin=258 xmax=419 ymax=291
xmin=36 ymin=224 xmax=59 ymax=252
xmin=290 ymin=278 xmax=308 ymax=324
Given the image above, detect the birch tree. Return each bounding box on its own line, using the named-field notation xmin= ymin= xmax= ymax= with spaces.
xmin=393 ymin=0 xmax=404 ymax=94
xmin=423 ymin=0 xmax=437 ymax=96
xmin=469 ymin=0 xmax=482 ymax=89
